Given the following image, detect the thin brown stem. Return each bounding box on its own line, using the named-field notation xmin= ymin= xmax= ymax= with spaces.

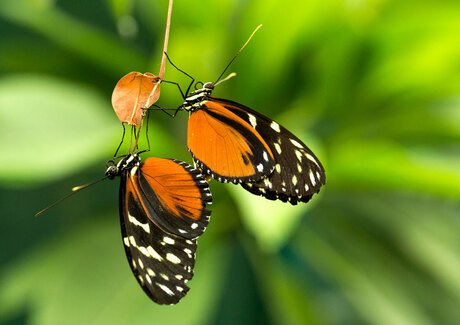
xmin=159 ymin=0 xmax=173 ymax=79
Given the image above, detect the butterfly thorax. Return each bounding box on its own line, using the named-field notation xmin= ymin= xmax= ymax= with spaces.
xmin=106 ymin=154 xmax=141 ymax=180
xmin=181 ymin=82 xmax=214 ymax=112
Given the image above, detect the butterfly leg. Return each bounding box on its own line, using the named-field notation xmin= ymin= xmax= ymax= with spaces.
xmin=164 ymin=52 xmax=195 ymax=97
xmin=144 ymin=110 xmax=151 ymax=153
xmin=113 ymin=123 xmax=126 ymax=157
xmin=143 ymin=105 xmax=180 ymax=118
xmin=128 ymin=125 xmax=136 ymax=154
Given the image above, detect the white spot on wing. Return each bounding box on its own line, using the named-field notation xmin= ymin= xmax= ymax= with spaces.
xmin=175 ymin=275 xmax=183 ymax=280
xmin=147 ymin=268 xmax=155 ymax=277
xmin=129 ymin=236 xmax=136 ymax=246
xmin=191 ymin=223 xmax=198 ymax=229
xmin=305 ymin=184 xmax=310 ymax=191
xmin=309 ymin=170 xmax=316 ymax=186
xmin=166 ymin=253 xmax=181 ymax=264
xmin=123 ymin=237 xmax=130 ymax=247
xmin=264 ymin=178 xmax=272 ymax=189
xmin=138 ymin=246 xmax=149 ymax=257
xmin=306 ymin=153 xmax=320 ymax=167
xmin=147 ymin=246 xmax=163 ymax=261
xmin=274 ymin=143 xmax=282 ymax=154
xmin=163 ymin=237 xmax=175 ymax=245
xmin=297 ymin=164 xmax=302 ymax=172
xmin=295 ymin=150 xmax=303 ymax=162
xmin=138 ymin=258 xmax=144 ymax=269
xmin=128 ymin=213 xmax=150 ymax=233
xmin=263 ymin=151 xmax=269 ymax=162
xmin=270 ymin=121 xmax=281 ymax=132
xmin=290 ymin=139 xmax=304 ymax=148
xmin=248 ymin=113 xmax=257 ymax=128
xmin=156 ymin=283 xmax=174 ymax=296
xmin=275 ymin=164 xmax=281 ymax=173
xmin=160 ymin=273 xmax=169 ymax=280
xmin=292 ymin=175 xmax=298 ymax=186
xmin=257 ymin=164 xmax=264 ymax=172
xmin=176 ymin=286 xmax=184 ymax=292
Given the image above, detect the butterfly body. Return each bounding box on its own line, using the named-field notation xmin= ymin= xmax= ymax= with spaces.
xmin=182 ymin=82 xmax=326 ymax=204
xmin=180 ymin=82 xmax=215 ymax=112
xmin=105 ymin=154 xmax=212 ymax=304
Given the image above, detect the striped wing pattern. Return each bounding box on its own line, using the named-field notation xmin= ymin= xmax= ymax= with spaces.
xmin=119 ymin=158 xmax=211 ymax=304
xmin=187 ymin=101 xmax=275 ymax=183
xmin=206 ymin=97 xmax=326 ymax=204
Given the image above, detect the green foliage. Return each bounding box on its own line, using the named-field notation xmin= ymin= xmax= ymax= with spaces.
xmin=0 ymin=0 xmax=459 ymax=324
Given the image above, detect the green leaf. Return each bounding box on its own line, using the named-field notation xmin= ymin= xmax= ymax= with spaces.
xmin=0 ymin=74 xmax=120 ymax=187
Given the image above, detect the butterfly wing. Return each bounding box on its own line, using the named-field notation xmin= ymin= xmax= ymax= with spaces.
xmin=209 ymin=97 xmax=326 ymax=204
xmin=137 ymin=158 xmax=212 ymax=239
xmin=119 ymin=158 xmax=211 ymax=304
xmin=188 ymin=100 xmax=275 ymax=183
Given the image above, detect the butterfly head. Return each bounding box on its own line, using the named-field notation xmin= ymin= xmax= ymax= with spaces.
xmin=105 ymin=154 xmax=141 ymax=179
xmin=203 ymin=82 xmax=215 ymax=90
xmin=181 ymin=81 xmax=215 ymax=111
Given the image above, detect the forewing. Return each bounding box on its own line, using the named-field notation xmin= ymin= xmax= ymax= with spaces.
xmin=188 ymin=100 xmax=275 ymax=183
xmin=120 ymin=172 xmax=198 ymax=305
xmin=137 ymin=158 xmax=212 ymax=239
xmin=210 ymin=97 xmax=326 ymax=204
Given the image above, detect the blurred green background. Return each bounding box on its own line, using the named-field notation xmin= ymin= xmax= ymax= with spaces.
xmin=0 ymin=0 xmax=459 ymax=324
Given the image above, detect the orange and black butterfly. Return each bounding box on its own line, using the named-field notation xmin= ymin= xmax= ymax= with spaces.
xmin=174 ymin=82 xmax=325 ymax=205
xmin=103 ymin=154 xmax=212 ymax=304
xmin=152 ymin=26 xmax=325 ymax=204
xmin=37 ymin=154 xmax=211 ymax=304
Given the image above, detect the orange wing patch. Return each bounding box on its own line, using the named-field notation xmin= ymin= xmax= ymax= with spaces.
xmin=187 ymin=101 xmax=274 ymax=182
xmin=140 ymin=158 xmax=205 ymax=221
xmin=126 ymin=158 xmax=211 ymax=239
xmin=111 ymin=72 xmax=161 ymax=126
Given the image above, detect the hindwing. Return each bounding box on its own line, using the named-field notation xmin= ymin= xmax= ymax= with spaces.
xmin=119 ymin=158 xmax=212 ymax=304
xmin=208 ymin=97 xmax=326 ymax=204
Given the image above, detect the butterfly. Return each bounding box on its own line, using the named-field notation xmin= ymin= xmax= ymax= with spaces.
xmin=105 ymin=154 xmax=212 ymax=304
xmin=176 ymin=81 xmax=325 ymax=205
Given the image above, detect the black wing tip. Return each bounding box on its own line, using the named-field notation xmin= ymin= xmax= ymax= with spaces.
xmin=241 ymin=182 xmax=319 ymax=205
xmin=147 ymin=285 xmax=191 ymax=305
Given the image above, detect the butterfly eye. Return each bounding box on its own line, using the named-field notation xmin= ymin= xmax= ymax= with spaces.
xmin=203 ymin=82 xmax=214 ymax=89
xmin=105 ymin=166 xmax=118 ymax=179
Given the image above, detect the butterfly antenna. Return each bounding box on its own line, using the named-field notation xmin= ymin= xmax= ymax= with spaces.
xmin=214 ymin=24 xmax=262 ymax=84
xmin=35 ymin=176 xmax=108 ymax=217
xmin=215 ymin=72 xmax=237 ymax=86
